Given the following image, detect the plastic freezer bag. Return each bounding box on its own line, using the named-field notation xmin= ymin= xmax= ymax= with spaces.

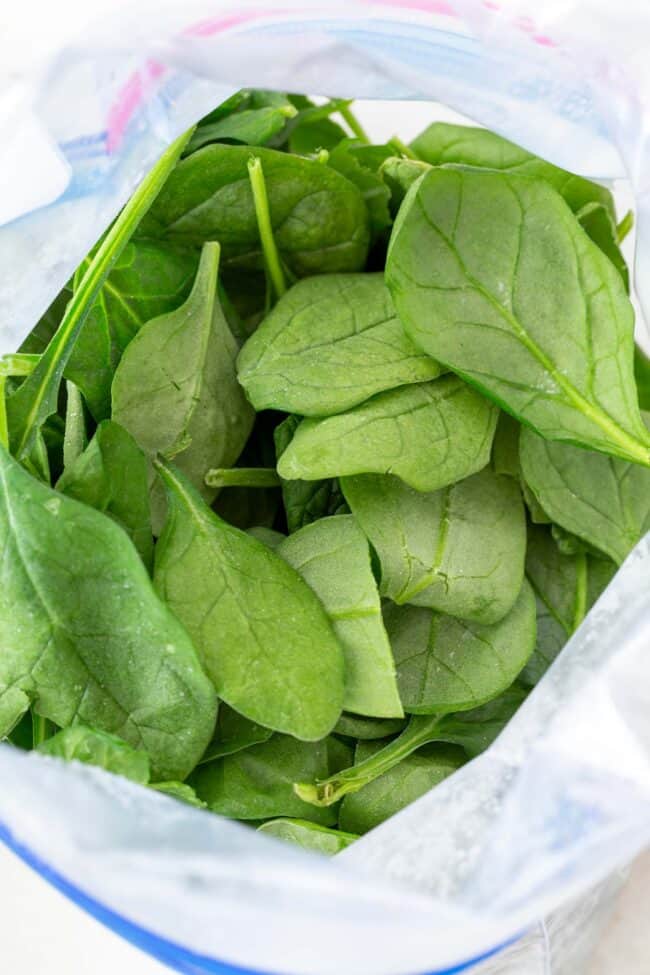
xmin=2 ymin=1 xmax=650 ymax=972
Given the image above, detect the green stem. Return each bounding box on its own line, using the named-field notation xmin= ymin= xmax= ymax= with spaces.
xmin=338 ymin=103 xmax=370 ymax=144
xmin=62 ymin=380 xmax=87 ymax=469
xmin=0 ymin=378 xmax=8 ymax=450
xmin=572 ymin=552 xmax=588 ymax=630
xmin=0 ymin=353 xmax=40 ymax=377
xmin=204 ymin=467 xmax=281 ymax=489
xmin=32 ymin=713 xmax=53 ymax=747
xmin=617 ymin=209 xmax=634 ymax=244
xmin=7 ymin=126 xmax=194 ymax=466
xmin=389 ymin=136 xmax=419 ymax=160
xmin=248 ymin=156 xmax=287 ymax=300
xmin=294 ymin=714 xmax=442 ymax=806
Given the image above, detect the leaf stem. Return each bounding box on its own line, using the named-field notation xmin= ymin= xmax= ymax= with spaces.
xmin=8 ymin=126 xmax=194 ymax=465
xmin=32 ymin=713 xmax=53 ymax=747
xmin=389 ymin=136 xmax=419 ymax=160
xmin=573 ymin=552 xmax=589 ymax=630
xmin=205 ymin=467 xmax=281 ymax=489
xmin=617 ymin=209 xmax=634 ymax=244
xmin=248 ymin=156 xmax=287 ymax=300
xmin=0 ymin=378 xmax=8 ymax=450
xmin=63 ymin=380 xmax=87 ymax=470
xmin=294 ymin=714 xmax=442 ymax=806
xmin=338 ymin=103 xmax=370 ymax=144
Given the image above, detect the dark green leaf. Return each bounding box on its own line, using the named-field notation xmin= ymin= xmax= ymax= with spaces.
xmin=185 ymin=105 xmax=297 ymax=154
xmin=199 ymin=704 xmax=273 ymax=764
xmin=433 ymin=684 xmax=528 ymax=758
xmin=634 ymin=345 xmax=650 ymax=411
xmin=333 ymin=713 xmax=406 ymax=740
xmin=37 ymin=724 xmax=151 ymax=784
xmin=327 ymin=140 xmax=392 ymax=238
xmin=274 ymin=415 xmax=348 ymax=533
xmin=576 ymin=201 xmax=629 ymax=291
xmin=289 ymin=118 xmax=347 ymax=155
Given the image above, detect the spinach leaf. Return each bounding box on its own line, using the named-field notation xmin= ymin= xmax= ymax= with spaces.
xmin=66 ymin=241 xmax=199 ymax=420
xmin=634 ymin=346 xmax=650 ymax=410
xmin=37 ymin=724 xmax=151 ymax=784
xmin=199 ymin=704 xmax=273 ymax=764
xmin=190 ymin=735 xmax=345 ymax=825
xmin=491 ymin=412 xmax=521 ymax=478
xmin=380 ymin=157 xmax=430 ymax=209
xmin=185 ymin=104 xmax=298 ymax=154
xmin=433 ymin=684 xmax=528 ymax=757
xmin=342 ymin=467 xmax=526 ymax=623
xmin=576 ymin=202 xmax=629 ymax=291
xmin=237 ymin=274 xmax=440 ymax=416
xmin=384 ymin=580 xmax=536 ymax=714
xmin=410 ymin=122 xmax=616 ymax=218
xmin=326 ymin=141 xmax=392 ymax=238
xmin=519 ymin=423 xmax=650 ymax=564
xmin=154 ymin=461 xmax=345 ymax=740
xmin=277 ymin=515 xmax=403 ymax=718
xmin=0 ymin=444 xmax=217 ymax=780
xmin=274 ymin=415 xmax=348 ymax=533
xmin=338 ymin=742 xmax=464 ymax=834
xmin=150 ymin=781 xmax=207 ymax=808
xmin=334 ymin=713 xmax=407 ymax=740
xmin=56 ymin=420 xmax=153 ymax=569
xmin=523 ymin=524 xmax=616 ymax=685
xmin=112 ymin=242 xmax=254 ymax=531
xmin=277 ymin=376 xmax=498 ymax=492
xmin=258 ymin=818 xmax=358 ymax=853
xmin=387 ymin=168 xmax=650 ymax=464
xmin=20 ymin=284 xmax=72 ymax=354
xmin=247 ymin=526 xmax=286 ymax=549
xmin=289 ymin=118 xmax=348 ymax=155
xmin=62 ymin=380 xmax=87 ymax=470
xmin=139 ymin=145 xmax=370 ymax=276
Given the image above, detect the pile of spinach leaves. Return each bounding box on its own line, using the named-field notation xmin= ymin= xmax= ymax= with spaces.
xmin=2 ymin=91 xmax=646 ymax=854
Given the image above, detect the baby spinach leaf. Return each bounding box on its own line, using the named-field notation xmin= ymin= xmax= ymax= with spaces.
xmin=150 ymin=781 xmax=207 ymax=808
xmin=519 ymin=423 xmax=650 ymax=564
xmin=56 ymin=420 xmax=153 ymax=569
xmin=139 ymin=145 xmax=370 ymax=276
xmin=576 ymin=202 xmax=629 ymax=291
xmin=410 ymin=122 xmax=616 ymax=218
xmin=274 ymin=415 xmax=348 ymax=533
xmin=342 ymin=467 xmax=526 ymax=623
xmin=0 ymin=444 xmax=217 ymax=780
xmin=634 ymin=346 xmax=650 ymax=410
xmin=190 ymin=735 xmax=343 ymax=825
xmin=327 ymin=141 xmax=392 ymax=238
xmin=112 ymin=242 xmax=254 ymax=531
xmin=258 ymin=818 xmax=358 ymax=853
xmin=66 ymin=240 xmax=199 ymax=420
xmin=277 ymin=516 xmax=403 ymax=719
xmin=523 ymin=524 xmax=616 ymax=685
xmin=433 ymin=684 xmax=528 ymax=758
xmin=154 ymin=461 xmax=345 ymax=740
xmin=199 ymin=704 xmax=273 ymax=764
xmin=334 ymin=713 xmax=407 ymax=740
xmin=491 ymin=412 xmax=521 ymax=478
xmin=338 ymin=742 xmax=464 ymax=834
xmin=277 ymin=376 xmax=498 ymax=492
xmin=247 ymin=526 xmax=285 ymax=549
xmin=384 ymin=579 xmax=536 ymax=714
xmin=37 ymin=724 xmax=151 ymax=785
xmin=289 ymin=118 xmax=348 ymax=155
xmin=185 ymin=104 xmax=297 ymax=154
xmin=380 ymin=156 xmax=430 ymax=209
xmin=237 ymin=274 xmax=440 ymax=416
xmin=387 ymin=168 xmax=650 ymax=465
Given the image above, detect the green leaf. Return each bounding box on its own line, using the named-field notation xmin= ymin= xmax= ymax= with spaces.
xmin=333 ymin=713 xmax=406 ymax=740
xmin=384 ymin=580 xmax=536 ymax=714
xmin=274 ymin=415 xmax=348 ymax=533
xmin=491 ymin=412 xmax=521 ymax=478
xmin=258 ymin=818 xmax=358 ymax=853
xmin=338 ymin=742 xmax=464 ymax=834
xmin=634 ymin=345 xmax=650 ymax=411
xmin=112 ymin=242 xmax=254 ymax=531
xmin=326 ymin=140 xmax=392 ymax=238
xmin=576 ymin=201 xmax=629 ymax=291
xmin=387 ymin=168 xmax=649 ymax=465
xmin=56 ymin=420 xmax=153 ymax=569
xmin=19 ymin=285 xmax=72 ymax=355
xmin=0 ymin=445 xmax=217 ymax=779
xmin=523 ymin=524 xmax=616 ymax=685
xmin=289 ymin=118 xmax=348 ymax=155
xmin=139 ymin=144 xmax=370 ymax=276
xmin=185 ymin=105 xmax=297 ymax=154
xmin=150 ymin=781 xmax=207 ymax=807
xmin=342 ymin=467 xmax=526 ymax=624
xmin=380 ymin=156 xmax=430 ymax=209
xmin=6 ymin=128 xmax=194 ymax=473
xmin=66 ymin=241 xmax=199 ymax=420
xmin=519 ymin=423 xmax=650 ymax=564
xmin=62 ymin=380 xmax=87 ymax=469
xmin=37 ymin=724 xmax=151 ymax=784
xmin=237 ymin=274 xmax=440 ymax=416
xmin=277 ymin=515 xmax=403 ymax=718
xmin=154 ymin=461 xmax=345 ymax=740
xmin=277 ymin=376 xmax=498 ymax=492
xmin=247 ymin=526 xmax=285 ymax=550
xmin=410 ymin=122 xmax=616 ymax=217
xmin=190 ymin=735 xmax=345 ymax=825
xmin=433 ymin=684 xmax=528 ymax=758
xmin=199 ymin=703 xmax=273 ymax=764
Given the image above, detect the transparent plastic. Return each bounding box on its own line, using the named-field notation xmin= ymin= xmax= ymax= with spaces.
xmin=1 ymin=3 xmax=650 ymax=973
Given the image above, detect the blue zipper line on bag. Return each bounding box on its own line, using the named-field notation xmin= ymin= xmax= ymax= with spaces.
xmin=0 ymin=820 xmax=514 ymax=975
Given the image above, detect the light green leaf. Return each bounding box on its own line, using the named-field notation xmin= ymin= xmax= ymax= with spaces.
xmin=0 ymin=444 xmax=217 ymax=780
xmin=258 ymin=818 xmax=358 ymax=853
xmin=577 ymin=201 xmax=629 ymax=291
xmin=185 ymin=105 xmax=297 ymax=154
xmin=199 ymin=704 xmax=273 ymax=764
xmin=384 ymin=580 xmax=536 ymax=714
xmin=334 ymin=713 xmax=406 ymax=740
xmin=238 ymin=273 xmax=440 ymax=416
xmin=150 ymin=781 xmax=207 ymax=807
xmin=278 ymin=515 xmax=403 ymax=718
xmin=342 ymin=467 xmax=526 ymax=624
xmin=37 ymin=724 xmax=151 ymax=784
xmin=387 ymin=168 xmax=649 ymax=464
xmin=327 ymin=140 xmax=392 ymax=238
xmin=277 ymin=376 xmax=498 ymax=492
xmin=154 ymin=461 xmax=345 ymax=740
